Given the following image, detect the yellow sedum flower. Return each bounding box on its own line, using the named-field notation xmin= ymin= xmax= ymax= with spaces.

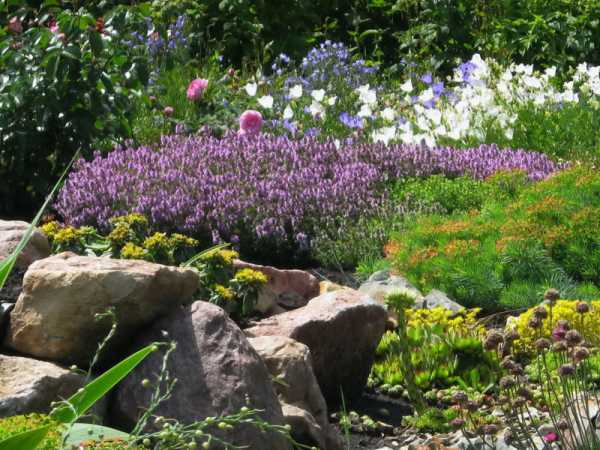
xmin=40 ymin=221 xmax=62 ymax=241
xmin=108 ymin=222 xmax=132 ymax=247
xmin=110 ymin=213 xmax=149 ymax=229
xmin=512 ymin=300 xmax=600 ymax=353
xmin=120 ymin=242 xmax=150 ymax=261
xmin=169 ymin=233 xmax=199 ymax=248
xmin=53 ymin=226 xmax=83 ymax=246
xmin=199 ymin=248 xmax=239 ymax=266
xmin=214 ymin=284 xmax=235 ymax=301
xmin=143 ymin=232 xmax=170 ymax=253
xmin=405 ymin=307 xmax=484 ymax=337
xmin=233 ymin=268 xmax=268 ymax=285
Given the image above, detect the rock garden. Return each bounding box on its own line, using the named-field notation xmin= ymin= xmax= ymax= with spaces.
xmin=2 ymin=1 xmax=600 ymax=449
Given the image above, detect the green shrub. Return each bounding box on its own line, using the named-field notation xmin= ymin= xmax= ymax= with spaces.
xmin=385 ymin=166 xmax=600 ymax=311
xmin=0 ymin=1 xmax=151 ymax=216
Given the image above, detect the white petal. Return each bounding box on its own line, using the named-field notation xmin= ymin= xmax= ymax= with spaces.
xmin=283 ymin=105 xmax=294 ymax=120
xmin=258 ymin=95 xmax=274 ymax=109
xmin=289 ymin=84 xmax=303 ymax=99
xmin=244 ymin=82 xmax=257 ymax=97
xmin=311 ymin=89 xmax=326 ymax=102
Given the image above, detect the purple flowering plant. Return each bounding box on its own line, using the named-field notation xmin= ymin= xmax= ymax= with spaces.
xmin=56 ymin=133 xmax=560 ymax=260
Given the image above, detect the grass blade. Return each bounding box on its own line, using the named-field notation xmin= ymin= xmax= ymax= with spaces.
xmin=51 ymin=343 xmax=158 ymax=423
xmin=0 ymin=425 xmax=51 ymax=450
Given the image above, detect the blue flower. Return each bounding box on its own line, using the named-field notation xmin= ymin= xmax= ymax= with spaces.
xmin=339 ymin=112 xmax=364 ymax=129
xmin=421 ymin=72 xmax=433 ymax=84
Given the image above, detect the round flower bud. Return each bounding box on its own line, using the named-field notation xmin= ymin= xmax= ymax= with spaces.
xmin=533 ymin=306 xmax=548 ymax=320
xmin=535 ymin=338 xmax=551 ymax=351
xmin=499 ymin=376 xmax=516 ymax=390
xmin=544 ymin=288 xmax=560 ymax=303
xmin=452 ymin=391 xmax=468 ymax=405
xmin=565 ymin=329 xmax=583 ymax=346
xmin=450 ymin=418 xmax=466 ymax=429
xmin=576 ymin=301 xmax=590 ymax=314
xmin=141 ymin=378 xmax=151 ymax=388
xmin=500 ymin=356 xmax=516 ymax=370
xmin=504 ymin=330 xmax=520 ymax=342
xmin=483 ymin=330 xmax=504 ymax=351
xmin=466 ymin=400 xmax=479 ymax=412
xmin=574 ymin=346 xmax=590 ymax=362
xmin=510 ymin=363 xmax=524 ymax=376
xmin=484 ymin=424 xmax=499 ymax=435
xmin=553 ymin=341 xmax=568 ymax=352
xmin=513 ymin=396 xmax=527 ymax=408
xmin=517 ymin=386 xmax=533 ymax=401
xmin=557 ymin=419 xmax=569 ymax=430
xmin=528 ymin=316 xmax=542 ymax=329
xmin=558 ymin=364 xmax=576 ymax=377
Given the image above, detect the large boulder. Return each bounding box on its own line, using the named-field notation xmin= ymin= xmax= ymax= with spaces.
xmin=112 ymin=301 xmax=291 ymax=450
xmin=424 ymin=289 xmax=463 ymax=312
xmin=233 ymin=260 xmax=319 ymax=313
xmin=0 ymin=220 xmax=50 ymax=270
xmin=245 ymin=289 xmax=387 ymax=403
xmin=4 ymin=252 xmax=199 ymax=366
xmin=0 ymin=354 xmax=85 ymax=416
xmin=249 ymin=335 xmax=343 ymax=450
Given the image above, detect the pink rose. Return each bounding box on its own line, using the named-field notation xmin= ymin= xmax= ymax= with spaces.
xmin=187 ymin=78 xmax=209 ymax=101
xmin=49 ymin=20 xmax=59 ymax=33
xmin=8 ymin=17 xmax=23 ymax=34
xmin=543 ymin=432 xmax=558 ymax=443
xmin=239 ymin=110 xmax=263 ymax=135
xmin=163 ymin=106 xmax=174 ymax=116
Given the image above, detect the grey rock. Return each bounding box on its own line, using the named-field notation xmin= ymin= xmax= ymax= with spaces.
xmin=112 ymin=301 xmax=291 ymax=450
xmin=0 ymin=354 xmax=85 ymax=417
xmin=5 ymin=252 xmax=199 ymax=366
xmin=0 ymin=220 xmax=51 ymax=270
xmin=423 ymin=289 xmax=463 ymax=312
xmin=246 ymin=289 xmax=387 ymax=403
xmin=359 ymin=272 xmax=425 ymax=309
xmin=248 ymin=335 xmax=343 ymax=450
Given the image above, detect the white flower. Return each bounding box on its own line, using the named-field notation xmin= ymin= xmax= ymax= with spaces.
xmin=334 ymin=139 xmax=341 ymax=149
xmin=424 ymin=108 xmax=442 ymax=125
xmin=258 ymin=95 xmax=274 ymax=109
xmin=357 ymin=103 xmax=373 ymax=118
xmin=545 ymin=67 xmax=557 ymax=78
xmin=244 ymin=82 xmax=257 ymax=97
xmin=419 ymin=88 xmax=434 ymax=103
xmin=309 ymin=100 xmax=325 ymax=118
xmin=289 ymin=84 xmax=303 ymax=99
xmin=327 ymin=96 xmax=337 ymax=106
xmin=283 ymin=105 xmax=294 ymax=120
xmin=504 ymin=127 xmax=514 ymax=140
xmin=357 ymin=84 xmax=377 ymax=105
xmin=523 ymin=76 xmax=542 ymax=89
xmin=400 ymin=79 xmax=413 ymax=93
xmin=311 ymin=89 xmax=326 ymax=102
xmin=372 ymin=126 xmax=396 ymax=145
xmin=381 ymin=107 xmax=395 ymax=121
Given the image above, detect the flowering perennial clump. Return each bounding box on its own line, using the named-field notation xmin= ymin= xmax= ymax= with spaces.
xmin=56 ymin=133 xmax=560 ymax=249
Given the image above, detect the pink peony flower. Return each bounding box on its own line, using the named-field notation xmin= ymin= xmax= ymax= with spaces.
xmin=543 ymin=432 xmax=558 ymax=443
xmin=238 ymin=110 xmax=263 ymax=135
xmin=49 ymin=19 xmax=59 ymax=33
xmin=8 ymin=17 xmax=23 ymax=34
xmin=163 ymin=106 xmax=174 ymax=116
xmin=187 ymin=78 xmax=209 ymax=101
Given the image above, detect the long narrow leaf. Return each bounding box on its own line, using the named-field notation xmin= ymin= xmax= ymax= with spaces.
xmin=0 ymin=425 xmax=51 ymax=450
xmin=0 ymin=149 xmax=81 ymax=290
xmin=50 ymin=343 xmax=158 ymax=423
xmin=182 ymin=242 xmax=230 ymax=267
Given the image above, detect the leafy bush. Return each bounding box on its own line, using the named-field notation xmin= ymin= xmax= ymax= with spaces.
xmin=386 ymin=166 xmax=600 ymax=311
xmin=0 ymin=415 xmax=61 ymax=450
xmin=56 ymin=133 xmax=560 ymax=264
xmin=0 ymin=1 xmax=151 ymax=216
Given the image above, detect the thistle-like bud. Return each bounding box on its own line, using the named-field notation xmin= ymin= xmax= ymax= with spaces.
xmin=500 ymin=376 xmax=516 ymax=390
xmin=504 ymin=329 xmax=520 ymax=342
xmin=535 ymin=338 xmax=551 ymax=351
xmin=544 ymin=288 xmax=560 ymax=304
xmin=528 ymin=316 xmax=542 ymax=329
xmin=558 ymin=364 xmax=576 ymax=377
xmin=483 ymin=424 xmax=499 ymax=435
xmin=450 ymin=418 xmax=466 ymax=429
xmin=452 ymin=391 xmax=469 ymax=405
xmin=483 ymin=330 xmax=504 ymax=351
xmin=533 ymin=305 xmax=548 ymax=320
xmin=576 ymin=301 xmax=590 ymax=314
xmin=565 ymin=329 xmax=583 ymax=346
xmin=574 ymin=346 xmax=590 ymax=362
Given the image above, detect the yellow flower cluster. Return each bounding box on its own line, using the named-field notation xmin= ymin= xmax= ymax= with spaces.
xmin=511 ymin=300 xmax=600 ymax=353
xmin=169 ymin=233 xmax=199 ymax=248
xmin=40 ymin=221 xmax=61 ymax=240
xmin=110 ymin=213 xmax=149 ymax=229
xmin=200 ymin=249 xmax=240 ymax=266
xmin=214 ymin=284 xmax=235 ymax=301
xmin=108 ymin=222 xmax=133 ymax=247
xmin=120 ymin=242 xmax=150 ymax=261
xmin=405 ymin=307 xmax=484 ymax=337
xmin=233 ymin=268 xmax=268 ymax=285
xmin=53 ymin=226 xmax=84 ymax=246
xmin=143 ymin=232 xmax=170 ymax=253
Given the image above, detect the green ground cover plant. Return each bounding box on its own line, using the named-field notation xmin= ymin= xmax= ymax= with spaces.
xmin=381 ymin=166 xmax=600 ymax=311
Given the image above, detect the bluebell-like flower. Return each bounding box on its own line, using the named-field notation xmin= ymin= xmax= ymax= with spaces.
xmin=421 ymin=73 xmax=433 ymax=84
xmin=339 ymin=112 xmax=364 ymax=129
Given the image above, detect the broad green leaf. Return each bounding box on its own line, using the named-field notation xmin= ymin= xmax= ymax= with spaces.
xmin=64 ymin=423 xmax=129 ymax=446
xmin=0 ymin=425 xmax=51 ymax=450
xmin=0 ymin=149 xmax=80 ymax=290
xmin=51 ymin=344 xmax=158 ymax=423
